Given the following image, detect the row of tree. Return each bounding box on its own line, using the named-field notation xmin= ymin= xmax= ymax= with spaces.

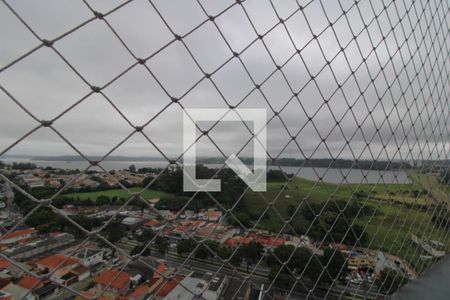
xmin=177 ymin=238 xmax=264 ymax=269
xmin=268 ymin=245 xmax=348 ymax=289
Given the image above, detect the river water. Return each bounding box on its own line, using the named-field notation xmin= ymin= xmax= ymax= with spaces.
xmin=2 ymin=158 xmax=410 ymax=184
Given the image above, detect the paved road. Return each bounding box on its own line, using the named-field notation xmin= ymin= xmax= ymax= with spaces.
xmin=117 ymin=241 xmax=383 ymax=299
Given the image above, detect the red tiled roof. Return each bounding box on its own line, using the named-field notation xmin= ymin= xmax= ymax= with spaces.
xmin=125 ymin=284 xmax=149 ymax=299
xmin=256 ymin=236 xmax=285 ymax=247
xmin=75 ymin=291 xmax=108 ymax=300
xmin=204 ymin=211 xmax=221 ymax=218
xmin=0 ymin=277 xmax=10 ymax=289
xmin=144 ymin=219 xmax=160 ymax=227
xmin=331 ymin=243 xmax=348 ymax=250
xmin=225 ymin=237 xmax=252 ymax=247
xmin=152 ymin=275 xmax=184 ymax=297
xmin=0 ymin=228 xmax=37 ymax=241
xmin=191 ymin=220 xmax=204 ymax=228
xmin=36 ymin=254 xmax=78 ymax=269
xmin=153 ymin=262 xmax=165 ymax=278
xmin=148 ymin=276 xmax=161 ymax=288
xmin=17 ymin=275 xmax=41 ymax=290
xmin=95 ymin=270 xmax=130 ymax=290
xmin=72 ymin=265 xmax=89 ymax=275
xmin=0 ymin=259 xmax=11 ymax=269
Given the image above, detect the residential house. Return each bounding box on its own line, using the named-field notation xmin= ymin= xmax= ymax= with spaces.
xmin=2 ymin=283 xmax=35 ymax=300
xmin=16 ymin=275 xmax=42 ymax=291
xmin=34 ymin=255 xmax=79 ymax=280
xmin=95 ymin=270 xmax=130 ymax=296
xmin=0 ymin=228 xmax=38 ymax=245
xmin=76 ymin=248 xmax=104 ymax=267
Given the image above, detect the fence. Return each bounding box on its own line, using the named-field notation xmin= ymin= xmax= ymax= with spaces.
xmin=0 ymin=0 xmax=449 ymax=299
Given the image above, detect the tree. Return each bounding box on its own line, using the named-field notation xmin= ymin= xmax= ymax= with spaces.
xmin=154 ymin=236 xmax=169 ymax=254
xmin=104 ymin=220 xmax=127 ymax=257
xmin=377 ymin=268 xmax=407 ymax=294
xmin=267 ymin=245 xmax=328 ymax=288
xmin=229 ymin=250 xmax=243 ymax=266
xmin=268 ymin=265 xmax=295 ymax=289
xmin=96 ymin=195 xmax=111 ymax=206
xmin=138 ymin=229 xmax=155 ymax=242
xmin=241 ymin=242 xmax=264 ymax=271
xmin=206 ymin=241 xmax=231 ymax=260
xmin=130 ymin=244 xmax=151 ymax=256
xmin=304 ymin=255 xmax=323 ymax=283
xmin=321 ymin=248 xmax=348 ymax=283
xmin=177 ymin=239 xmax=196 ymax=255
xmin=194 ymin=244 xmax=209 ymax=259
xmin=128 ymin=164 xmax=136 ymax=173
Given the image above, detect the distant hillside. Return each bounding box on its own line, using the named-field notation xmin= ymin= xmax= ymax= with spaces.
xmin=2 ymin=155 xmax=421 ymax=170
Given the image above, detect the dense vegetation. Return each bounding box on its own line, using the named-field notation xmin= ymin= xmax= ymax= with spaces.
xmin=267 ymin=245 xmax=348 ymax=289
xmin=377 ymin=268 xmax=407 ymax=294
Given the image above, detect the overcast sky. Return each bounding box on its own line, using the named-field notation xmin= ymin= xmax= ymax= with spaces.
xmin=0 ymin=0 xmax=448 ymax=162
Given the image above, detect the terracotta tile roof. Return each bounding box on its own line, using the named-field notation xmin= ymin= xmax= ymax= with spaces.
xmin=75 ymin=291 xmax=108 ymax=300
xmin=36 ymin=254 xmax=78 ymax=269
xmin=0 ymin=228 xmax=37 ymax=241
xmin=147 ymin=276 xmax=161 ymax=288
xmin=16 ymin=237 xmax=37 ymax=244
xmin=124 ymin=283 xmax=149 ymax=299
xmin=72 ymin=265 xmax=89 ymax=275
xmin=256 ymin=236 xmax=285 ymax=247
xmin=191 ymin=220 xmax=205 ymax=228
xmin=95 ymin=270 xmax=130 ymax=290
xmin=144 ymin=219 xmax=160 ymax=227
xmin=0 ymin=277 xmax=10 ymax=289
xmin=16 ymin=275 xmax=41 ymax=290
xmin=153 ymin=262 xmax=165 ymax=278
xmin=152 ymin=275 xmax=184 ymax=297
xmin=0 ymin=259 xmax=11 ymax=269
xmin=203 ymin=211 xmax=221 ymax=219
xmin=225 ymin=237 xmax=252 ymax=246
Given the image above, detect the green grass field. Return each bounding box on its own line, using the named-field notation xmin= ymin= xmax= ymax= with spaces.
xmin=242 ymin=176 xmax=449 ymax=271
xmin=243 ymin=177 xmax=431 ymax=227
xmin=66 ymin=187 xmax=169 ymax=201
xmin=407 ymin=170 xmax=449 ymax=204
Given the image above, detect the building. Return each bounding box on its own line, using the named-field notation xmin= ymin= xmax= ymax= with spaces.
xmin=62 ymin=205 xmax=97 ymax=215
xmin=75 ymin=291 xmax=108 ymax=300
xmin=124 ymin=259 xmax=155 ymax=286
xmin=159 ymin=211 xmax=176 ymax=221
xmin=2 ymin=283 xmax=36 ymax=300
xmin=16 ymin=275 xmax=42 ymax=291
xmin=0 ymin=228 xmax=38 ymax=245
xmin=70 ymin=265 xmax=90 ymax=281
xmin=35 ymin=255 xmax=78 ymax=272
xmin=59 ymin=273 xmax=78 ymax=286
xmin=95 ymin=270 xmax=130 ymax=296
xmin=3 ymin=233 xmax=75 ymax=261
xmin=150 ymin=275 xmax=185 ymax=298
xmin=163 ymin=271 xmax=227 ymax=300
xmin=32 ymin=283 xmax=58 ymax=299
xmin=0 ymin=291 xmax=11 ymax=300
xmin=76 ymin=248 xmax=104 ymax=267
xmin=17 ymin=174 xmax=45 ymax=189
xmin=35 ymin=254 xmax=80 ymax=282
xmin=144 ymin=219 xmax=164 ymax=231
xmin=202 ymin=210 xmax=222 ymax=222
xmin=122 ymin=217 xmax=145 ymax=230
xmin=224 ymin=232 xmax=285 ymax=248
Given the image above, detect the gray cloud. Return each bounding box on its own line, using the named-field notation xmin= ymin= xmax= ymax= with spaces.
xmin=0 ymin=0 xmax=448 ymax=162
